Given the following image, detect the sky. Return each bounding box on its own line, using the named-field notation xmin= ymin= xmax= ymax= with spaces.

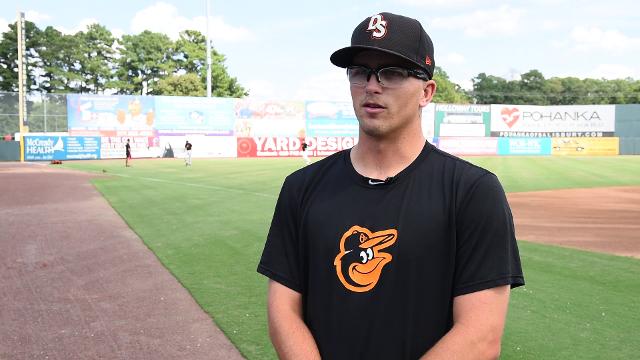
xmin=2 ymin=0 xmax=640 ymax=101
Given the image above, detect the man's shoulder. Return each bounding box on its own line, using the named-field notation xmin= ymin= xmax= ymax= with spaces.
xmin=285 ymin=149 xmax=347 ymax=186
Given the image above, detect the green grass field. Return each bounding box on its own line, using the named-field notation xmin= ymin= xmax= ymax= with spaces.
xmin=61 ymin=156 xmax=640 ymax=359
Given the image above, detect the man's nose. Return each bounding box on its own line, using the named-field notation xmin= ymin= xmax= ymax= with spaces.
xmin=364 ymin=72 xmax=383 ymax=92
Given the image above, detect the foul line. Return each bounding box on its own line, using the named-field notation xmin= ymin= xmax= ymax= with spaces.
xmin=100 ymin=171 xmax=277 ymax=199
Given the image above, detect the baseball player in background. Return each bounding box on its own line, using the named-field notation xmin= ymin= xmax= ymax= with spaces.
xmin=125 ymin=139 xmax=132 ymax=167
xmin=301 ymin=140 xmax=311 ymax=165
xmin=184 ymin=140 xmax=192 ymax=166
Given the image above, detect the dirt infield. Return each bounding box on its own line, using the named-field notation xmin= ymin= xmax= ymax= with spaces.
xmin=0 ymin=162 xmax=244 ymax=360
xmin=508 ymin=186 xmax=640 ymax=258
xmin=1 ymin=162 xmax=638 ymax=359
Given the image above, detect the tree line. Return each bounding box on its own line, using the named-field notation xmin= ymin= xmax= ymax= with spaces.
xmin=0 ymin=20 xmax=246 ymax=97
xmin=469 ymin=70 xmax=640 ymax=105
xmin=0 ymin=20 xmax=638 ymax=105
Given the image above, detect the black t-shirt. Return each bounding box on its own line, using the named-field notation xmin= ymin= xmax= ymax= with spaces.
xmin=125 ymin=143 xmax=131 ymax=155
xmin=258 ymin=141 xmax=524 ymax=359
xmin=186 ymin=142 xmax=192 ymax=150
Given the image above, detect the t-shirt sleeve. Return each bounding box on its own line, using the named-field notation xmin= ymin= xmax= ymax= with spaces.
xmin=257 ymin=176 xmax=304 ymax=293
xmin=453 ymin=172 xmax=525 ymax=297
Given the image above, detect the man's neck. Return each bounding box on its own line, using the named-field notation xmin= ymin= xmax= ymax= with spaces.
xmin=351 ymin=132 xmax=426 ymax=180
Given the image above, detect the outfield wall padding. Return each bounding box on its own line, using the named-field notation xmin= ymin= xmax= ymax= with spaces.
xmin=0 ymin=141 xmax=19 ymax=161
xmin=615 ymin=105 xmax=640 ymax=138
xmin=619 ymin=137 xmax=640 ymax=155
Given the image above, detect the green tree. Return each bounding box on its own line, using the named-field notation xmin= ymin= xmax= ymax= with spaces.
xmin=604 ymin=78 xmax=639 ymax=104
xmin=210 ymin=50 xmax=248 ymax=97
xmin=544 ymin=77 xmax=565 ymax=105
xmin=172 ymin=30 xmax=247 ymax=97
xmin=37 ymin=26 xmax=83 ymax=93
xmin=558 ymin=77 xmax=586 ymax=104
xmin=0 ymin=20 xmax=42 ymax=92
xmin=627 ymin=79 xmax=640 ymax=104
xmin=517 ymin=69 xmax=548 ymax=105
xmin=471 ymin=73 xmax=509 ymax=104
xmin=472 ymin=70 xmax=640 ymax=105
xmin=174 ymin=30 xmax=207 ymax=75
xmin=432 ymin=66 xmax=470 ymax=104
xmin=156 ymin=73 xmax=205 ymax=96
xmin=114 ymin=30 xmax=175 ymax=95
xmin=77 ymin=24 xmax=116 ymax=93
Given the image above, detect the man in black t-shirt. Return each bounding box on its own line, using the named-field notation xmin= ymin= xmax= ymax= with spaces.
xmin=258 ymin=12 xmax=524 ymax=360
xmin=125 ymin=139 xmax=132 ymax=167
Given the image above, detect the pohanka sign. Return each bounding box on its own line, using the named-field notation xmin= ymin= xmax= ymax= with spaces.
xmin=490 ymin=104 xmax=615 ymax=137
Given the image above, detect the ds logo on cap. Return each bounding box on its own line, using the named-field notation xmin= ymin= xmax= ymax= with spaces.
xmin=330 ymin=12 xmax=436 ymax=79
xmin=367 ymin=14 xmax=387 ymax=39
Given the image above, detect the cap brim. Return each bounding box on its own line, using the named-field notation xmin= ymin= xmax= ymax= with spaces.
xmin=330 ymin=45 xmax=430 ymax=76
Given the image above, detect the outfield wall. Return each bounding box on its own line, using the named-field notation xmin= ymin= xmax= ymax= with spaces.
xmin=615 ymin=104 xmax=640 ymax=155
xmin=0 ymin=141 xmax=19 ymax=161
xmin=15 ymin=95 xmax=640 ymax=161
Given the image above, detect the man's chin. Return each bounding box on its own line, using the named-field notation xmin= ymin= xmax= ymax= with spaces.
xmin=360 ymin=124 xmax=389 ymax=138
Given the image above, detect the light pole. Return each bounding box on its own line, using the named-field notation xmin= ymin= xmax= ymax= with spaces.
xmin=206 ymin=0 xmax=212 ymax=97
xmin=17 ymin=11 xmax=29 ymax=161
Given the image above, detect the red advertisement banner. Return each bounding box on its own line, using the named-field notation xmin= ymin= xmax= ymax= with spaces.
xmin=237 ymin=136 xmax=357 ymax=158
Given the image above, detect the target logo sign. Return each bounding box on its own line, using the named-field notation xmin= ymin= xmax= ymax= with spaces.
xmin=236 ymin=138 xmax=256 ymax=157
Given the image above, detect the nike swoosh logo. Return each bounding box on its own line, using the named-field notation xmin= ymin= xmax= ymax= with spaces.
xmin=368 ymin=179 xmax=386 ymax=185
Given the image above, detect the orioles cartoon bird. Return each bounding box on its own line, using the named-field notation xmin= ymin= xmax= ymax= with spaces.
xmin=334 ymin=225 xmax=397 ymax=292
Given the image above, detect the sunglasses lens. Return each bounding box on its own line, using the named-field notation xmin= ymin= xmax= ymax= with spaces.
xmin=347 ymin=66 xmax=370 ymax=86
xmin=378 ymin=68 xmax=409 ymax=87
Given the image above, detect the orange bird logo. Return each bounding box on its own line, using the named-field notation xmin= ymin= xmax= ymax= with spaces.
xmin=334 ymin=225 xmax=397 ymax=292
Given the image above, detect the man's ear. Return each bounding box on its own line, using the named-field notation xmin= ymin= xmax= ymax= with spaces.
xmin=419 ymin=80 xmax=437 ymax=107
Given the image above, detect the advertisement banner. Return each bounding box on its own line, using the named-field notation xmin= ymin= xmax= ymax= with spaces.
xmin=421 ymin=103 xmax=436 ymax=139
xmin=67 ymin=94 xmax=156 ymax=132
xmin=24 ymin=135 xmax=100 ymax=161
xmin=497 ymin=137 xmax=552 ymax=155
xmin=437 ymin=137 xmax=498 ymax=155
xmin=234 ymin=99 xmax=305 ymax=137
xmin=237 ymin=136 xmax=357 ymax=158
xmin=490 ymin=104 xmax=615 ymax=137
xmin=159 ymin=135 xmax=237 ymax=159
xmin=435 ymin=104 xmax=490 ymax=137
xmin=305 ymin=101 xmax=359 ymax=137
xmin=154 ymin=96 xmax=235 ymax=135
xmin=100 ymin=135 xmax=158 ymax=159
xmin=551 ymin=137 xmax=619 ymax=156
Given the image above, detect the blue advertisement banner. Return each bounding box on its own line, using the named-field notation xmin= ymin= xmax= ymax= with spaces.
xmin=24 ymin=136 xmax=101 ymax=161
xmin=497 ymin=137 xmax=552 ymax=155
xmin=154 ymin=96 xmax=236 ymax=135
xmin=67 ymin=94 xmax=156 ymax=131
xmin=305 ymin=101 xmax=359 ymax=137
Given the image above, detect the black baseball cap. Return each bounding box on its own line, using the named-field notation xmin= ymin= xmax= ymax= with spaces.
xmin=330 ymin=12 xmax=435 ymax=79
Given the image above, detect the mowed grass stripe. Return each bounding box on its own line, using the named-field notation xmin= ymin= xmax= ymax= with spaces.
xmin=466 ymin=156 xmax=640 ymax=193
xmin=62 ymin=156 xmax=640 ymax=359
xmin=502 ymin=242 xmax=640 ymax=359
